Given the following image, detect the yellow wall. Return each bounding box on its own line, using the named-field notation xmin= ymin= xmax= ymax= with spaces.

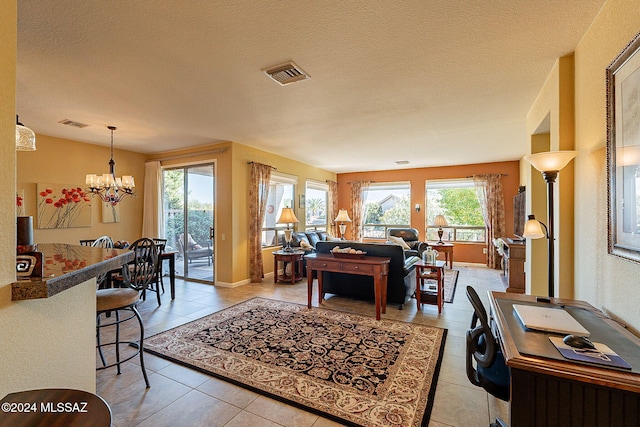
xmin=573 ymin=0 xmax=640 ymax=332
xmin=18 ymin=134 xmax=147 ymax=245
xmin=337 ymin=161 xmax=521 ymax=264
xmin=148 ymin=141 xmax=337 ymax=286
xmin=526 ymin=56 xmax=576 ymax=298
xmin=1 ymin=1 xmax=97 ymax=398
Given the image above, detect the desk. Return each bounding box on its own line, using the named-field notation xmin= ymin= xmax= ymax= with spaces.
xmin=415 ymin=260 xmax=445 ymax=313
xmin=305 ymin=253 xmax=390 ymax=320
xmin=489 ymin=292 xmax=640 ymax=427
xmin=427 ymin=242 xmax=454 ymax=268
xmin=273 ymin=250 xmax=305 ymax=284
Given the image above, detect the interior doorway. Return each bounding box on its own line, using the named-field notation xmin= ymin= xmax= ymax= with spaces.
xmin=163 ymin=163 xmax=215 ymax=284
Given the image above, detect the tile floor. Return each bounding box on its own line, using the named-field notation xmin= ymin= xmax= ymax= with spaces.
xmin=96 ymin=262 xmax=509 ymax=427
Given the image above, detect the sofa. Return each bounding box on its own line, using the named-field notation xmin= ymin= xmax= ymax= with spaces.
xmin=314 ymin=241 xmax=420 ymax=309
xmin=387 ymin=228 xmax=428 ymax=258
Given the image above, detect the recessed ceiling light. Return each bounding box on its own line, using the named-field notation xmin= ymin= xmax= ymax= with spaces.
xmin=396 ymin=160 xmax=410 ymax=165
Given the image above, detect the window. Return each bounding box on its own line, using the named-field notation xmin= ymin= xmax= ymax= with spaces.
xmin=305 ymin=180 xmax=328 ymax=231
xmin=262 ymin=172 xmax=297 ymax=247
xmin=426 ymin=179 xmax=486 ymax=242
xmin=363 ymin=182 xmax=411 ymax=238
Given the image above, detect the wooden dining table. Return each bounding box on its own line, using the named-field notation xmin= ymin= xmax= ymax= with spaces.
xmin=105 ymin=250 xmax=177 ymax=300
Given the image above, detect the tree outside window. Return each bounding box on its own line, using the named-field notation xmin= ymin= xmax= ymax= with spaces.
xmin=426 ymin=180 xmax=486 ymax=242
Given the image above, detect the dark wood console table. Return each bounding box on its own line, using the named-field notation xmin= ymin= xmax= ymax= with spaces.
xmin=489 ymin=291 xmax=640 ymax=427
xmin=498 ymin=237 xmax=525 ymax=293
xmin=305 ymin=253 xmax=390 ymax=320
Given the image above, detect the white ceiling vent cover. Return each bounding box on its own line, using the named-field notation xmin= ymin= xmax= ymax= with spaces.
xmin=58 ymin=119 xmax=89 ymax=128
xmin=263 ymin=62 xmax=310 ymax=86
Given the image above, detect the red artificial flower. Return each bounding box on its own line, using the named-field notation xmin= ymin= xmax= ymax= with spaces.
xmin=46 ymin=188 xmax=53 ymax=194
xmin=39 ymin=191 xmax=48 ymax=197
xmin=45 ymin=198 xmax=53 ymax=204
xmin=16 ymin=196 xmax=23 ymax=206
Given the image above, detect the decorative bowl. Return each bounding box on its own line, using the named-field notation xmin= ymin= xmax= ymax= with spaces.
xmin=331 ymin=251 xmax=367 ymax=259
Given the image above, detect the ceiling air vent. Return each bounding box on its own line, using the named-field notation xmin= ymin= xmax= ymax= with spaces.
xmin=58 ymin=119 xmax=89 ymax=128
xmin=263 ymin=62 xmax=310 ymax=86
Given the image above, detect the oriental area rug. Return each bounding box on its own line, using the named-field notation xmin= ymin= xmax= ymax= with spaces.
xmin=145 ymin=298 xmax=447 ymax=427
xmin=443 ymin=269 xmax=459 ymax=303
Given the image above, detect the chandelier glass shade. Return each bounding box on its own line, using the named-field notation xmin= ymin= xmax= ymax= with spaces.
xmin=16 ymin=115 xmax=36 ymax=151
xmin=85 ymin=126 xmax=135 ymax=206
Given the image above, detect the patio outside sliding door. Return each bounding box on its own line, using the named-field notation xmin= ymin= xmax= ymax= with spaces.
xmin=163 ymin=163 xmax=215 ymax=284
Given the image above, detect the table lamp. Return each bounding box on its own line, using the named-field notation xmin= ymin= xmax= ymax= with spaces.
xmin=524 ymin=150 xmax=578 ymax=298
xmin=433 ymin=215 xmax=448 ymax=244
xmin=334 ymin=209 xmax=352 ymax=240
xmin=277 ymin=207 xmax=299 ymax=252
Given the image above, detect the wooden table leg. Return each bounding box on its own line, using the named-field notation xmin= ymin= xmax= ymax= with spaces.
xmin=307 ymin=266 xmax=313 ymax=308
xmin=374 ymin=275 xmax=381 ymax=320
xmin=169 ymin=253 xmax=175 ymax=300
xmin=437 ymin=267 xmax=443 ymax=313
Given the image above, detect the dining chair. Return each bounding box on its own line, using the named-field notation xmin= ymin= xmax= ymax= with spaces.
xmin=96 ymin=238 xmax=157 ymax=388
xmin=91 ymin=236 xmax=114 ymax=289
xmin=152 ymin=238 xmax=168 ymax=293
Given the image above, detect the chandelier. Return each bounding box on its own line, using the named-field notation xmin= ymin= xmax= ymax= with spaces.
xmin=85 ymin=126 xmax=135 ymax=206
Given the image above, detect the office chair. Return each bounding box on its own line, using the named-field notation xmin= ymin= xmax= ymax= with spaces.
xmin=465 ymin=286 xmax=510 ymax=427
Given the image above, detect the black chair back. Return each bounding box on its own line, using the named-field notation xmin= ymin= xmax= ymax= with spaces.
xmin=465 ymin=285 xmax=510 ymax=402
xmin=122 ymin=238 xmax=158 ymax=293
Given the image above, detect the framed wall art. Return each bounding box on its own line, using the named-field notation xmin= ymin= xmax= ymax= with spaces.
xmin=607 ymin=30 xmax=640 ymax=262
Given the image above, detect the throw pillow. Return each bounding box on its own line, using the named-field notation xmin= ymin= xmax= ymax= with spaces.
xmin=388 ymin=235 xmax=411 ymax=250
xmin=300 ymin=240 xmax=312 ymax=249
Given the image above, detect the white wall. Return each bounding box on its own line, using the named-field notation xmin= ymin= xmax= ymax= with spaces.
xmin=574 ymin=0 xmax=640 ymax=332
xmin=0 ymin=2 xmax=96 ymax=398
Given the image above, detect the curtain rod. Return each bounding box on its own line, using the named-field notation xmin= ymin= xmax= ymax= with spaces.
xmin=146 ymin=147 xmax=227 ymax=162
xmin=247 ymin=161 xmax=277 ymax=170
xmin=466 ymin=173 xmax=508 ymax=178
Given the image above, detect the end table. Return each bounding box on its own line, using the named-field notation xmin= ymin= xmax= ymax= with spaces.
xmin=273 ymin=250 xmax=305 ymax=284
xmin=415 ymin=259 xmax=446 ymax=313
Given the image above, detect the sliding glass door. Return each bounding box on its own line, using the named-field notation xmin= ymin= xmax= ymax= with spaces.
xmin=163 ymin=163 xmax=215 ymax=283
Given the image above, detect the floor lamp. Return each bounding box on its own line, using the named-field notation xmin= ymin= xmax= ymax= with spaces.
xmin=523 ymin=150 xmax=578 ymax=298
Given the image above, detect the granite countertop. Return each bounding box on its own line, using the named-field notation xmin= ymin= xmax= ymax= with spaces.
xmin=12 ymin=243 xmax=134 ymax=301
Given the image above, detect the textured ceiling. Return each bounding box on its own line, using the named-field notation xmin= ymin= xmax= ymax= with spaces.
xmin=17 ymin=0 xmax=605 ymax=173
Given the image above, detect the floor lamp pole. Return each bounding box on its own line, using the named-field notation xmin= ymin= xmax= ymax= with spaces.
xmin=543 ymin=171 xmax=558 ymax=298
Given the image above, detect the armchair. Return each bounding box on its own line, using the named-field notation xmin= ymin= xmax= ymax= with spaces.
xmin=177 ymin=233 xmax=213 ymax=265
xmin=387 ymin=228 xmax=427 ymax=258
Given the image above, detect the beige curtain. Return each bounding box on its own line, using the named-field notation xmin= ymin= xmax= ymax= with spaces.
xmin=349 ymin=181 xmax=370 ymax=241
xmin=473 ymin=174 xmax=505 ymax=269
xmin=249 ymin=162 xmax=272 ymax=282
xmin=142 ymin=161 xmax=163 ymax=238
xmin=327 ymin=180 xmax=338 ymax=237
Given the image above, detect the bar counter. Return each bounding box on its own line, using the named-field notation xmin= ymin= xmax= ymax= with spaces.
xmin=11 ymin=243 xmax=133 ymax=301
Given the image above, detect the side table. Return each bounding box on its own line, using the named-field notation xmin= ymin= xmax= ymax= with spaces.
xmin=427 ymin=242 xmax=454 ymax=269
xmin=415 ymin=259 xmax=446 ymax=313
xmin=273 ymin=250 xmax=305 ymax=284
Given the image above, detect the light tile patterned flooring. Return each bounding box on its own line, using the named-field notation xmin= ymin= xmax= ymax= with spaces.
xmin=97 ymin=263 xmax=509 ymax=427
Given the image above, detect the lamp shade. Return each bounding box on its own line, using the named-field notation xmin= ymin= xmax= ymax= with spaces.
xmin=277 ymin=207 xmax=299 ymax=224
xmin=524 ymin=151 xmax=578 ymax=172
xmin=334 ymin=209 xmax=352 ymax=223
xmin=522 ymin=215 xmax=546 ymax=239
xmin=16 ymin=116 xmax=36 ymax=151
xmin=433 ymin=214 xmax=448 ymax=227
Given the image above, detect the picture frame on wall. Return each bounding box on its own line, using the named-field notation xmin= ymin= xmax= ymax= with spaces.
xmin=607 ymin=30 xmax=640 ymax=263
